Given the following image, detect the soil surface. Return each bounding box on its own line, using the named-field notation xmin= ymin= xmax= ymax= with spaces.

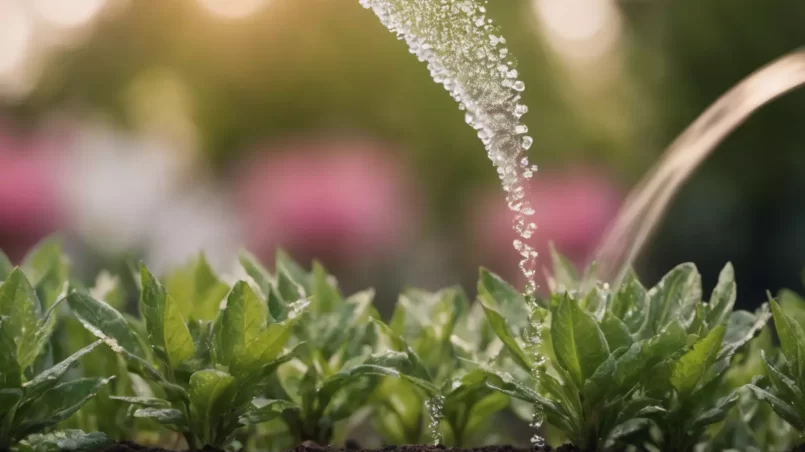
xmin=99 ymin=441 xmax=586 ymax=452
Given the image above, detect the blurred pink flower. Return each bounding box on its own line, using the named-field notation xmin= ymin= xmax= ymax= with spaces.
xmin=0 ymin=121 xmax=65 ymax=261
xmin=470 ymin=167 xmax=623 ymax=289
xmin=234 ymin=137 xmax=420 ymax=266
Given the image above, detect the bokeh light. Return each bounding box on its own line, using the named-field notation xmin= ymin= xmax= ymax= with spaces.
xmin=0 ymin=1 xmax=33 ymax=78
xmin=197 ymin=0 xmax=266 ymax=19
xmin=533 ymin=0 xmax=622 ymax=63
xmin=31 ymin=0 xmax=107 ymax=29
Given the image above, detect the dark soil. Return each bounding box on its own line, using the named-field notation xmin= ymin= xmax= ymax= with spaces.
xmin=99 ymin=441 xmax=585 ymax=452
xmin=99 ymin=441 xmax=226 ymax=452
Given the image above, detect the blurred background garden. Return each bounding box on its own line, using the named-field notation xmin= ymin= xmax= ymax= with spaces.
xmin=1 ymin=0 xmax=804 ymax=312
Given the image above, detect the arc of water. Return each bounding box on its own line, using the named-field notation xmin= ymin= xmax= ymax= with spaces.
xmin=591 ymin=50 xmax=805 ymax=288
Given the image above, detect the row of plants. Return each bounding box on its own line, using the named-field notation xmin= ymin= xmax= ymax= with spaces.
xmin=1 ymin=237 xmax=805 ymax=451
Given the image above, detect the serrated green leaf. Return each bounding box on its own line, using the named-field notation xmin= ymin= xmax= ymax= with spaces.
xmin=133 ymin=407 xmax=185 ymax=426
xmin=16 ymin=429 xmax=109 ymax=452
xmin=0 ymin=269 xmax=42 ymax=369
xmin=671 ymin=325 xmax=726 ymax=396
xmin=67 ymin=291 xmax=143 ymax=357
xmin=189 ymin=369 xmax=235 ymax=443
xmin=215 ymin=281 xmax=267 ymax=370
xmin=707 ymin=263 xmax=736 ymax=328
xmin=240 ymin=399 xmax=297 ymax=425
xmin=552 ymin=295 xmax=609 ymax=388
xmin=746 ymin=385 xmax=805 ymax=431
xmin=139 ymin=265 xmax=196 ymax=369
xmin=769 ymin=299 xmax=805 ymax=384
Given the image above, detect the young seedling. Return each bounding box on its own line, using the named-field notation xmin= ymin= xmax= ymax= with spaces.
xmin=0 ymin=268 xmax=109 ymax=452
xmin=66 ymin=262 xmax=301 ymax=450
xmin=370 ymin=287 xmax=510 ymax=446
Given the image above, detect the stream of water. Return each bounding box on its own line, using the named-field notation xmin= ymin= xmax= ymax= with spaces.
xmin=359 ymin=0 xmax=545 ymax=445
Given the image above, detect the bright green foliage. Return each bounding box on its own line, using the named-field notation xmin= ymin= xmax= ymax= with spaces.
xmin=0 ymin=267 xmax=109 ymax=451
xmin=66 ymin=259 xmax=301 ymax=450
xmin=479 ymin=259 xmax=769 ymax=451
xmin=242 ymin=253 xmax=430 ymax=446
xmin=369 ymin=287 xmax=509 ymax=446
xmin=748 ymin=287 xmax=805 ymax=442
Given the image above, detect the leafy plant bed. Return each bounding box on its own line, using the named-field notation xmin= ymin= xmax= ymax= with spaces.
xmin=5 ymin=238 xmax=805 ymax=451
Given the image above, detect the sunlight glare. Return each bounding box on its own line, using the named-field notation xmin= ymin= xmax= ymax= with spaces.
xmin=0 ymin=1 xmax=33 ymax=77
xmin=534 ymin=0 xmax=622 ymax=62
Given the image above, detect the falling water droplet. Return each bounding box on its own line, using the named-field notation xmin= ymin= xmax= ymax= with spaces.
xmin=425 ymin=395 xmax=445 ymax=446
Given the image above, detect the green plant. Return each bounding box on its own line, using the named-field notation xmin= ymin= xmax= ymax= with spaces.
xmin=478 ymin=257 xmax=768 ymax=451
xmin=747 ymin=284 xmax=805 ymax=442
xmin=236 ymin=252 xmax=428 ymax=446
xmin=0 ymin=267 xmax=109 ymax=451
xmin=369 ymin=287 xmax=510 ymax=446
xmin=66 ymin=261 xmax=301 ymax=450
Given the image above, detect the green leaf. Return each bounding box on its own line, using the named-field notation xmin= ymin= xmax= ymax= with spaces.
xmin=552 ymin=295 xmax=609 ymax=388
xmin=718 ymin=306 xmax=771 ymax=361
xmin=707 ymin=263 xmax=736 ymax=328
xmin=133 ymin=407 xmax=186 ymax=426
xmin=312 ymin=261 xmax=342 ymax=314
xmin=761 ymin=351 xmax=805 ymax=409
xmin=165 ymin=253 xmax=230 ymax=321
xmin=240 ymin=399 xmax=297 ymax=425
xmin=604 ymin=418 xmax=652 ymax=448
xmin=600 ymin=312 xmax=633 ymax=351
xmin=476 ymin=296 xmax=532 ymax=372
xmin=0 ymin=251 xmax=12 ymax=281
xmin=21 ymin=237 xmax=69 ymax=310
xmin=139 ymin=265 xmax=196 ymax=369
xmin=215 ymin=281 xmax=267 ymax=370
xmin=0 ymin=318 xmax=22 ymax=388
xmin=780 ymin=289 xmax=805 ymax=329
xmin=0 ymin=269 xmax=42 ymax=369
xmin=189 ymin=369 xmax=235 ymax=442
xmin=642 ymin=263 xmax=701 ymax=337
xmin=609 ymin=271 xmax=649 ymax=334
xmin=276 ymin=250 xmax=311 ymax=295
xmin=23 ymin=341 xmax=102 ymax=401
xmin=691 ymin=391 xmax=739 ymax=431
xmin=671 ymin=325 xmax=726 ymax=396
xmin=238 ymin=250 xmax=273 ymax=299
xmin=769 ymin=299 xmax=805 ymax=382
xmin=17 ymin=430 xmax=109 ymax=452
xmin=108 ymin=396 xmax=171 ymax=408
xmin=0 ymin=387 xmax=22 ymax=415
xmin=67 ymin=291 xmax=143 ymax=356
xmin=549 ymin=245 xmax=579 ymax=291
xmin=17 ymin=377 xmax=110 ymax=434
xmin=745 ymin=385 xmax=805 ymax=431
